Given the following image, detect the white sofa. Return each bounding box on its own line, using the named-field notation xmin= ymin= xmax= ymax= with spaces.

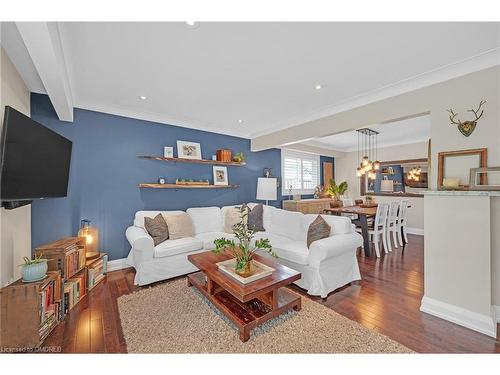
xmin=125 ymin=203 xmax=363 ymax=298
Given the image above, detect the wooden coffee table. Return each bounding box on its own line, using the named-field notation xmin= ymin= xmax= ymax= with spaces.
xmin=187 ymin=251 xmax=301 ymax=342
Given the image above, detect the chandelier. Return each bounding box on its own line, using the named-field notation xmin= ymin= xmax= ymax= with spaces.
xmin=356 ymin=128 xmax=380 ymax=179
xmin=407 ymin=166 xmax=422 ymax=181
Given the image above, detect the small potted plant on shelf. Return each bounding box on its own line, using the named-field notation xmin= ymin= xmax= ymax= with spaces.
xmin=213 ymin=207 xmax=277 ymax=277
xmin=20 ymin=253 xmax=49 ymax=282
xmin=232 ymin=152 xmax=246 ymax=163
xmin=325 ymin=179 xmax=348 ymax=201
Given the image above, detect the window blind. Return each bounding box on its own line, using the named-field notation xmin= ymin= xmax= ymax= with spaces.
xmin=281 ymin=150 xmax=320 ymax=195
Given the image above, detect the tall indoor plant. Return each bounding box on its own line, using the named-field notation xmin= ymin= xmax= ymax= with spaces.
xmin=325 ymin=179 xmax=348 ymax=200
xmin=213 ymin=207 xmax=277 ymax=277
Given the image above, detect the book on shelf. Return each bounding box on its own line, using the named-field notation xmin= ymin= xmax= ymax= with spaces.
xmin=63 ymin=272 xmax=87 ymax=313
xmin=87 ymin=254 xmax=108 ymax=290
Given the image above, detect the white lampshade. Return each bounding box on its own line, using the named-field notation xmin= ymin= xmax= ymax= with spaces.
xmin=256 ymin=177 xmax=277 ymax=202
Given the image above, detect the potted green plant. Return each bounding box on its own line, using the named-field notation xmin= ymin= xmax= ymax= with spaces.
xmin=213 ymin=208 xmax=277 ymax=277
xmin=20 ymin=253 xmax=49 ymax=282
xmin=233 ymin=152 xmax=246 ymax=163
xmin=325 ymin=179 xmax=348 ymax=200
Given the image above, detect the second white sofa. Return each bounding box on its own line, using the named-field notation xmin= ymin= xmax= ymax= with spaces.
xmin=125 ymin=203 xmax=363 ymax=298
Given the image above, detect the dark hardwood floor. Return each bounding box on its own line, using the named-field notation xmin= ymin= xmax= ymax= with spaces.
xmin=43 ymin=234 xmax=500 ymax=353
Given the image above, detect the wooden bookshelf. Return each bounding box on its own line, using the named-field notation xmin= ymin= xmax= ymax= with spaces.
xmin=87 ymin=253 xmax=108 ymax=291
xmin=35 ymin=237 xmax=86 ymax=280
xmin=138 ymin=183 xmax=240 ymax=189
xmin=138 ymin=155 xmax=246 ymax=166
xmin=0 ymin=271 xmax=62 ymax=350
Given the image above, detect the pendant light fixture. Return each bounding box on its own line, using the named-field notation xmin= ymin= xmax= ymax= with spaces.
xmin=356 ymin=128 xmax=380 ymax=180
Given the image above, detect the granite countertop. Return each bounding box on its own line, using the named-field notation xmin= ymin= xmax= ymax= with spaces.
xmin=422 ymin=190 xmax=500 ymax=197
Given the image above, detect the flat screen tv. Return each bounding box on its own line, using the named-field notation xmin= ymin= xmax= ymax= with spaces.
xmin=0 ymin=106 xmax=72 ymax=208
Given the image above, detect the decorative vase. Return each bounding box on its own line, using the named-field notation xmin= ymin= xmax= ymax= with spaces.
xmin=22 ymin=261 xmax=48 ymax=282
xmin=235 ymin=260 xmax=254 ymax=278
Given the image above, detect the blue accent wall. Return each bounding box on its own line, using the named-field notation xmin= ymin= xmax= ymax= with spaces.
xmin=30 ymin=94 xmax=334 ymax=260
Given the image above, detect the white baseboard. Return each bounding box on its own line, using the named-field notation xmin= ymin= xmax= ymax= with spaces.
xmin=420 ymin=296 xmax=497 ymax=338
xmin=406 ymin=227 xmax=424 ymax=236
xmin=107 ymin=257 xmax=130 ymax=272
xmin=494 ymin=305 xmax=500 ymax=324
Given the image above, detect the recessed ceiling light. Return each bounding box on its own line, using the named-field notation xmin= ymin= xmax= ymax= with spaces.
xmin=238 ymin=119 xmax=244 ymax=124
xmin=185 ymin=21 xmax=200 ymax=29
xmin=315 ymin=84 xmax=323 ymax=90
xmin=138 ymin=95 xmax=147 ymax=100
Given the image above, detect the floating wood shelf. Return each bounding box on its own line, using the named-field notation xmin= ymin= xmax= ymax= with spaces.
xmin=139 ymin=183 xmax=240 ymax=189
xmin=138 ymin=155 xmax=246 ymax=166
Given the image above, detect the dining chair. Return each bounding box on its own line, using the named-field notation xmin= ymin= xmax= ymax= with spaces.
xmin=396 ymin=200 xmax=410 ymax=246
xmin=340 ymin=198 xmax=358 ymax=220
xmin=356 ymin=203 xmax=389 ymax=258
xmin=386 ymin=201 xmax=400 ymax=251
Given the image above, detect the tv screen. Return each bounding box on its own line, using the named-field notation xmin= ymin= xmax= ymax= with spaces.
xmin=0 ymin=106 xmax=72 ymax=201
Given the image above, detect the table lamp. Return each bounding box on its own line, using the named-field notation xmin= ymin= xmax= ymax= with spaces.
xmin=256 ymin=177 xmax=277 ymax=205
xmin=78 ymin=219 xmax=100 ymax=261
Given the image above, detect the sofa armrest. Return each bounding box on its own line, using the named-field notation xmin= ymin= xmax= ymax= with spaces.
xmin=125 ymin=226 xmax=155 ymax=264
xmin=308 ymin=233 xmax=363 ymax=268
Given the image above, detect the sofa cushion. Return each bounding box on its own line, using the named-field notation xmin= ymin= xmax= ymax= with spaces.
xmin=268 ymin=208 xmax=304 ymax=241
xmin=186 ymin=207 xmax=223 ymax=234
xmin=247 ymin=203 xmax=274 ymax=230
xmin=252 ymin=232 xmax=308 ymax=265
xmin=144 ymin=214 xmax=169 ymax=246
xmin=221 ymin=206 xmax=242 ymax=233
xmin=242 ymin=203 xmax=265 ymax=232
xmin=307 ymin=215 xmax=331 ymax=248
xmin=164 ymin=213 xmax=195 ymax=240
xmin=134 ymin=210 xmax=184 ymax=229
xmin=303 ymin=214 xmax=352 ymax=236
xmin=195 ymin=232 xmax=236 ymax=250
xmin=154 ymin=237 xmax=203 ymax=258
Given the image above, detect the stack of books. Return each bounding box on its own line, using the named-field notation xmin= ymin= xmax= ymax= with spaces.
xmin=87 ymin=254 xmax=108 ymax=290
xmin=64 ymin=244 xmax=86 ymax=278
xmin=39 ymin=276 xmax=62 ymax=340
xmin=63 ymin=272 xmax=87 ymax=313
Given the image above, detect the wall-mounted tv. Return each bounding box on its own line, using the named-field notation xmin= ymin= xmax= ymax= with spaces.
xmin=0 ymin=106 xmax=72 ymax=208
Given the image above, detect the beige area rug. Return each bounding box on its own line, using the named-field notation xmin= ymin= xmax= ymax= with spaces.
xmin=117 ymin=278 xmax=413 ymax=353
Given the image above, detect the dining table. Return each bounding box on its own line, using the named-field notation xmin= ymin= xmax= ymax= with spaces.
xmin=323 ymin=204 xmax=410 ymax=257
xmin=323 ymin=205 xmax=377 ymax=256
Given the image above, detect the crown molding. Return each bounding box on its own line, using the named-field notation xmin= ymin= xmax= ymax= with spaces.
xmin=251 ymin=48 xmax=500 ymax=139
xmin=73 ymin=99 xmax=252 ymax=139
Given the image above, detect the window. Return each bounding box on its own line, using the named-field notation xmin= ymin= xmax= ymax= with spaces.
xmin=281 ymin=150 xmax=320 ymax=195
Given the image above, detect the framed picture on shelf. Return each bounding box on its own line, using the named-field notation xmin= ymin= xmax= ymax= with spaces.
xmin=163 ymin=146 xmax=174 ymax=158
xmin=213 ymin=166 xmax=228 ymax=186
xmin=177 ymin=140 xmax=202 ymax=160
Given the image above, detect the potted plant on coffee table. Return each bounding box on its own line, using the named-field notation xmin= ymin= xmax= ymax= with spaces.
xmin=213 ymin=208 xmax=277 ymax=277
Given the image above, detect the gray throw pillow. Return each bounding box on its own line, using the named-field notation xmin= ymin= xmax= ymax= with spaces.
xmin=307 ymin=215 xmax=331 ymax=248
xmin=242 ymin=203 xmax=265 ymax=232
xmin=144 ymin=214 xmax=169 ymax=246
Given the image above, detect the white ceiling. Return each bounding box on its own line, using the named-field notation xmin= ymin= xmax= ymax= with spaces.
xmin=3 ymin=22 xmax=500 ymax=138
xmin=303 ymin=115 xmax=431 ymax=152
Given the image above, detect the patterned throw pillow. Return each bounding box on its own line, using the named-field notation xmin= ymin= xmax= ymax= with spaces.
xmin=307 ymin=215 xmax=331 ymax=248
xmin=163 ymin=213 xmax=195 ymax=240
xmin=144 ymin=214 xmax=169 ymax=246
xmin=242 ymin=204 xmax=265 ymax=232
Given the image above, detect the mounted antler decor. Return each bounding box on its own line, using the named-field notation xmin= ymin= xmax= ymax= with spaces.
xmin=447 ymin=100 xmax=486 ymax=137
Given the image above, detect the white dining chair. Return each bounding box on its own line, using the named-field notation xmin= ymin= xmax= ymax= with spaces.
xmin=396 ymin=200 xmax=410 ymax=246
xmin=341 ymin=198 xmax=358 ymax=220
xmin=386 ymin=201 xmax=400 ymax=251
xmin=356 ymin=202 xmax=389 ymax=258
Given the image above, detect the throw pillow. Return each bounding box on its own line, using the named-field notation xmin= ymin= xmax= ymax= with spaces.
xmin=242 ymin=203 xmax=265 ymax=232
xmin=307 ymin=215 xmax=331 ymax=248
xmin=144 ymin=214 xmax=169 ymax=246
xmin=224 ymin=207 xmax=242 ymax=233
xmin=163 ymin=213 xmax=195 ymax=240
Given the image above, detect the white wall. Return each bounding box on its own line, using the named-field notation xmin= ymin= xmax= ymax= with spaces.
xmin=0 ymin=47 xmax=32 ymax=286
xmin=335 ymin=140 xmax=428 ymax=232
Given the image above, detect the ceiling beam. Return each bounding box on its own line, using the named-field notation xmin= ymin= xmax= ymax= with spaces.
xmin=16 ymin=22 xmax=73 ymax=122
